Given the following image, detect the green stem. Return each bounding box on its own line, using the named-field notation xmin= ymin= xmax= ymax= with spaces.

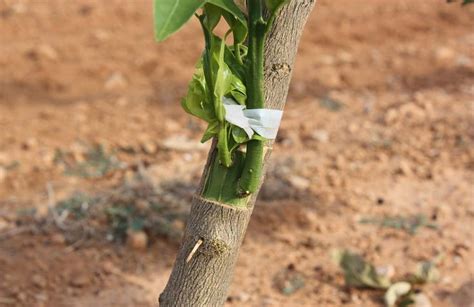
xmin=217 ymin=123 xmax=232 ymax=167
xmin=238 ymin=0 xmax=266 ymax=195
xmin=203 ymin=150 xmax=248 ymax=207
xmin=199 ymin=14 xmax=215 ymax=111
xmin=246 ymin=3 xmax=265 ymax=110
xmin=234 ymin=41 xmax=243 ymax=65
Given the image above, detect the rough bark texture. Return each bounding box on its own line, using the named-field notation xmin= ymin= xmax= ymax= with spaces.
xmin=159 ymin=1 xmax=316 ymax=306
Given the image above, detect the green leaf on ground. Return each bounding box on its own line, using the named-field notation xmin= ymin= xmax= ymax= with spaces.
xmin=273 ymin=265 xmax=305 ymax=296
xmin=332 ymin=249 xmax=391 ymax=289
xmin=384 ymin=282 xmax=411 ymax=307
xmin=410 ymin=257 xmax=442 ymax=284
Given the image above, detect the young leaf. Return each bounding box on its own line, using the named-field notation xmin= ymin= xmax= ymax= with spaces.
xmin=225 ymin=44 xmax=247 ymax=80
xmin=207 ymin=0 xmax=248 ymax=43
xmin=181 ymin=64 xmax=216 ymax=122
xmin=230 ymin=74 xmax=247 ymax=105
xmin=208 ymin=0 xmax=247 ymax=27
xmin=203 ymin=4 xmax=222 ymax=31
xmin=231 ymin=126 xmax=249 ymax=144
xmin=201 ymin=121 xmax=220 ymax=143
xmin=213 ymin=38 xmax=233 ymax=122
xmin=222 ymin=11 xmax=247 ymax=43
xmin=154 ymin=0 xmax=205 ymax=42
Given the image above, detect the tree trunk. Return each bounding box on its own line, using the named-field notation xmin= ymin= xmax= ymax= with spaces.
xmin=159 ymin=1 xmax=316 ymax=306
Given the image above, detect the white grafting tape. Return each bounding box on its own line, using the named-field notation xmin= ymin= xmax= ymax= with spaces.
xmin=223 ymin=97 xmax=283 ymax=139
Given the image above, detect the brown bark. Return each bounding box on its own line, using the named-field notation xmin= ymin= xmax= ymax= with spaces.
xmin=159 ymin=1 xmax=316 ymax=306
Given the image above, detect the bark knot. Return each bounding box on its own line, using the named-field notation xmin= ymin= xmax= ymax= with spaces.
xmin=199 ymin=238 xmax=230 ymax=258
xmin=268 ymin=63 xmax=292 ymax=81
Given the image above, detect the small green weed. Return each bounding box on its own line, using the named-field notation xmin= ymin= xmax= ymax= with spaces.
xmin=45 ymin=174 xmax=189 ymax=244
xmin=319 ymin=96 xmax=344 ymax=112
xmin=359 ymin=214 xmax=438 ymax=235
xmin=55 ymin=193 xmax=96 ymax=219
xmin=66 ymin=145 xmax=122 ymax=178
xmin=56 ymin=144 xmax=123 ymax=178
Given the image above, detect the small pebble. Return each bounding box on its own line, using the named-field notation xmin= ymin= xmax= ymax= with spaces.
xmin=32 ymin=274 xmax=47 ymax=289
xmin=127 ymin=230 xmax=148 ymax=251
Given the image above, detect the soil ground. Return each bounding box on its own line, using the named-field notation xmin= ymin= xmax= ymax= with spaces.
xmin=0 ymin=0 xmax=473 ymax=306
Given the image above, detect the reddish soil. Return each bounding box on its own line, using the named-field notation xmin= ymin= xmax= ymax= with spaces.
xmin=1 ymin=0 xmax=473 ymax=306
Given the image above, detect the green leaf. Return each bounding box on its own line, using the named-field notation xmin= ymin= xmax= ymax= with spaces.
xmin=181 ymin=64 xmax=216 ymax=122
xmin=154 ymin=0 xmax=205 ymax=42
xmin=203 ymin=4 xmax=222 ymax=31
xmin=231 ymin=126 xmax=249 ymax=144
xmin=213 ymin=38 xmax=233 ymax=122
xmin=201 ymin=121 xmax=220 ymax=143
xmin=252 ymin=134 xmax=266 ymax=141
xmin=229 ymin=75 xmax=247 ymax=105
xmin=412 ymin=260 xmax=441 ymax=284
xmin=181 ymin=34 xmax=247 ymax=162
xmin=207 ymin=0 xmax=244 ymax=17
xmin=384 ymin=282 xmax=412 ymax=307
xmin=208 ymin=35 xmax=247 ymax=106
xmin=222 ymin=11 xmax=247 ymax=43
xmin=208 ymin=0 xmax=246 ymax=20
xmin=332 ymin=249 xmax=391 ymax=289
xmin=208 ymin=0 xmax=247 ymax=33
xmin=207 ymin=35 xmax=246 ymax=80
xmin=226 ymin=44 xmax=247 ymax=79
xmin=166 ymin=1 xmax=248 ymax=167
xmin=205 ymin=0 xmax=247 ymax=44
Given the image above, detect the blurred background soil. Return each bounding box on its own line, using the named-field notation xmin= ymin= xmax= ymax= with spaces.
xmin=0 ymin=0 xmax=473 ymax=306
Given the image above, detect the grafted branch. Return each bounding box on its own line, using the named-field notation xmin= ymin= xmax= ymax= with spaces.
xmin=159 ymin=1 xmax=316 ymax=306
